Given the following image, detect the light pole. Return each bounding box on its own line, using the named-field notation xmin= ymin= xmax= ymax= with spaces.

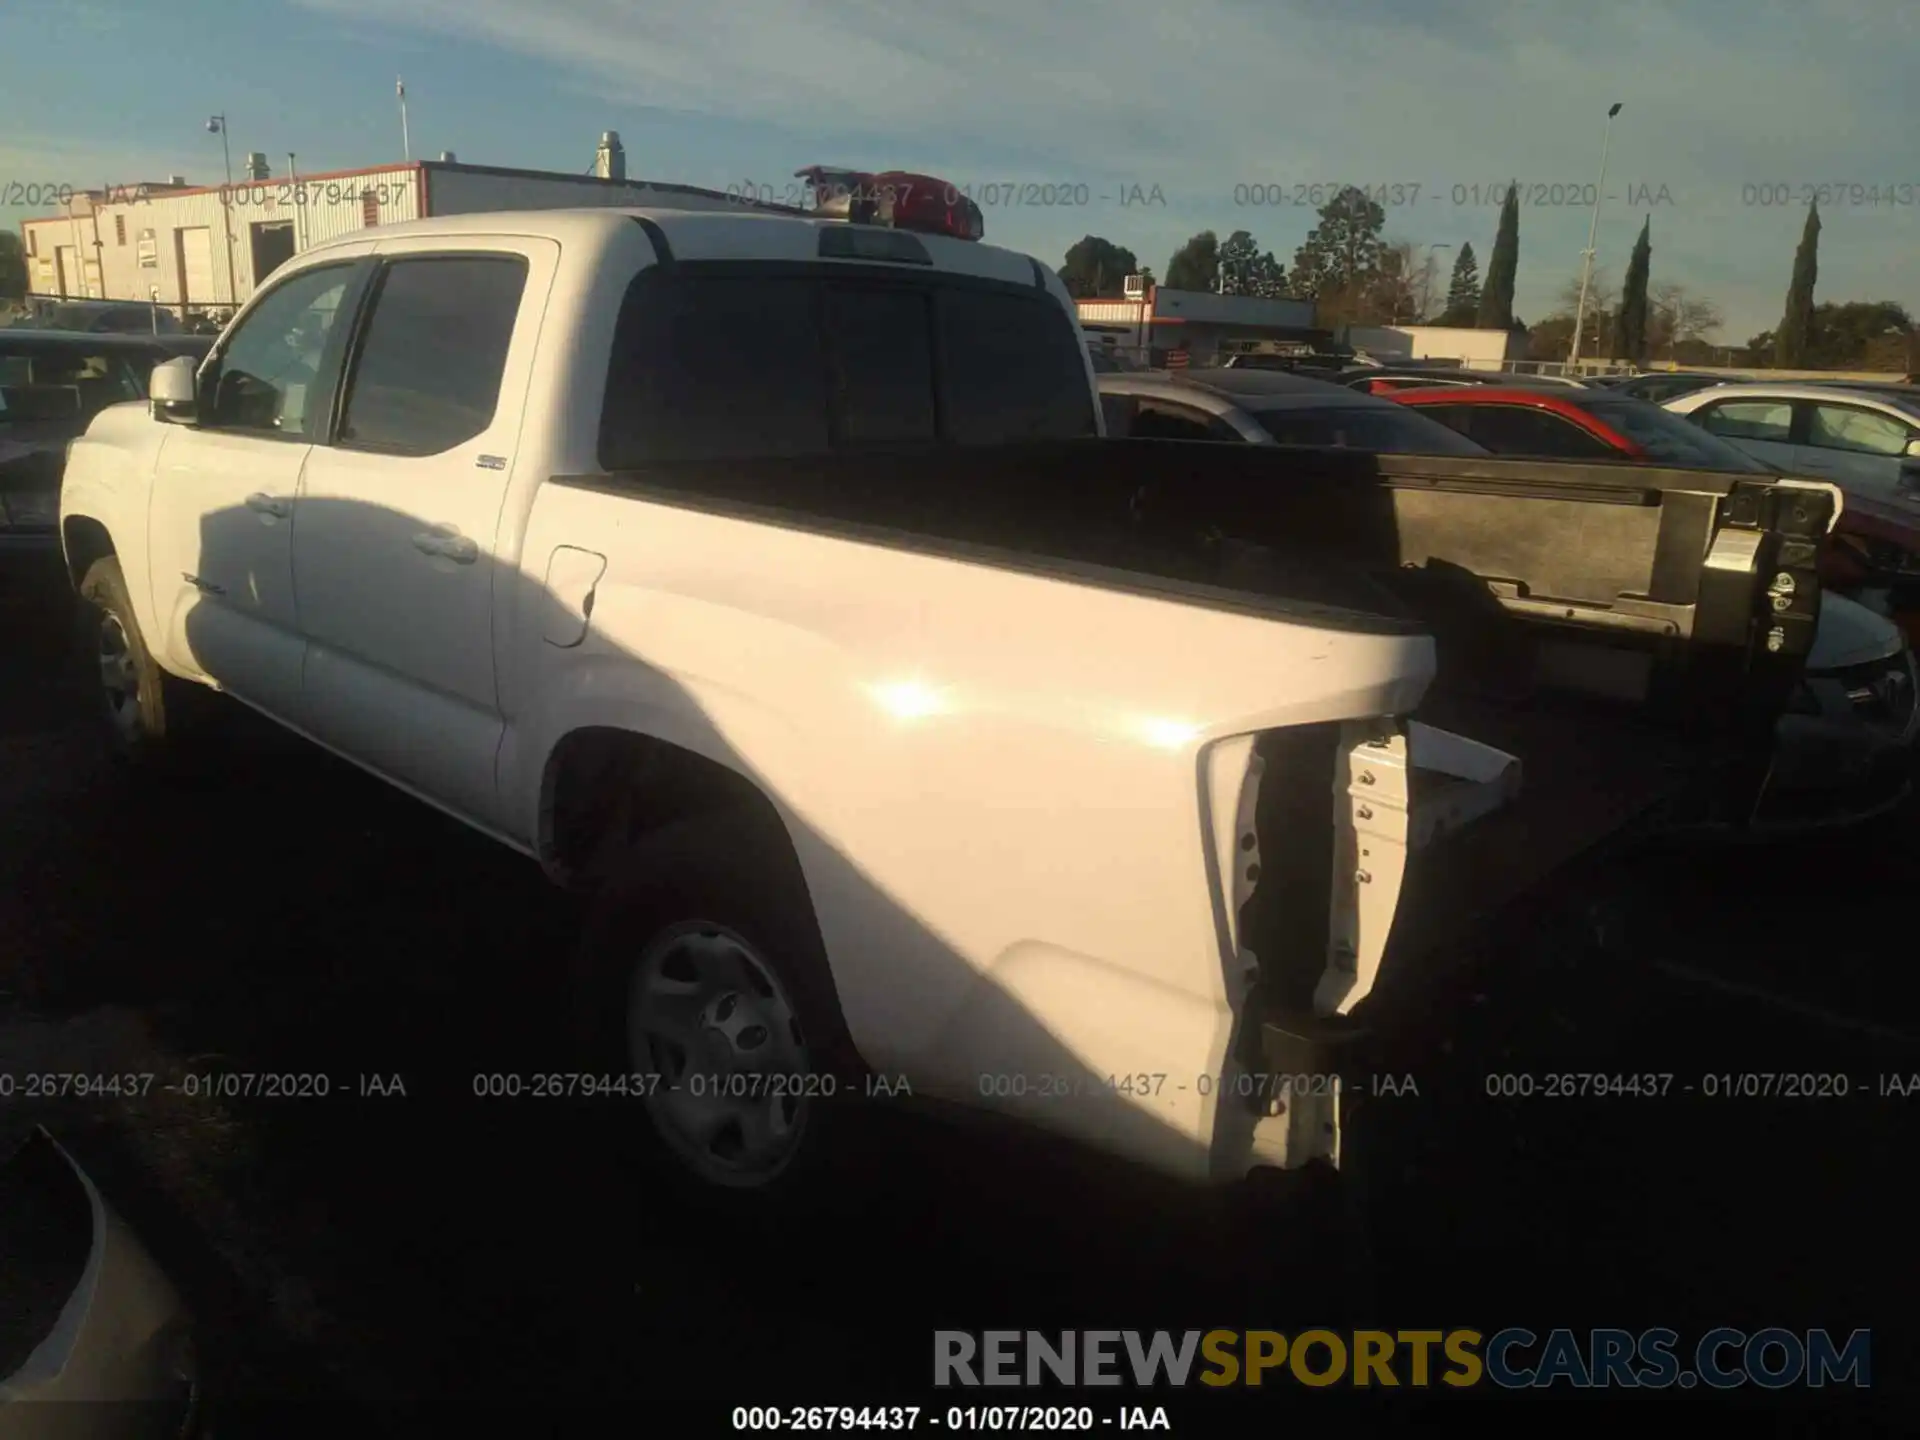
xmin=206 ymin=115 xmax=237 ymax=317
xmin=1568 ymin=101 xmax=1622 ymax=368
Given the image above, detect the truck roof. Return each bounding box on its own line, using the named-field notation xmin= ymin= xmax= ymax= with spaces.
xmin=305 ymin=205 xmax=1057 ymax=295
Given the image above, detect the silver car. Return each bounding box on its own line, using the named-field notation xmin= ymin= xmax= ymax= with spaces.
xmin=1096 ymin=368 xmax=1492 ymax=453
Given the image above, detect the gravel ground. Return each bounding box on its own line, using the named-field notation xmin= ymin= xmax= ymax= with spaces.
xmin=2 ymin=565 xmax=1916 ymax=1433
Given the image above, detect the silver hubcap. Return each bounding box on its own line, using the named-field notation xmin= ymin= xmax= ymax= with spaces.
xmin=97 ymin=613 xmax=142 ymax=741
xmin=628 ymin=924 xmax=810 ymax=1187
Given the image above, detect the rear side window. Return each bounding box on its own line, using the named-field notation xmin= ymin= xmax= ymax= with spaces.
xmin=1253 ymin=404 xmax=1486 ymax=456
xmin=1456 ymin=405 xmax=1616 ymax=458
xmin=338 ymin=255 xmax=528 ymax=456
xmin=938 ymin=290 xmax=1097 ymax=445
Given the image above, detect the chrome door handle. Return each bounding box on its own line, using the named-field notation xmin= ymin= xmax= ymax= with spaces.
xmin=413 ymin=530 xmax=478 ymax=564
xmin=245 ymin=492 xmax=291 ymax=518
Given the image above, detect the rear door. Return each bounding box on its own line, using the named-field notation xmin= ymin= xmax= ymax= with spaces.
xmin=1686 ymin=394 xmax=1800 ymax=470
xmin=1794 ymin=399 xmax=1920 ymax=500
xmin=294 ymin=241 xmax=553 ymax=827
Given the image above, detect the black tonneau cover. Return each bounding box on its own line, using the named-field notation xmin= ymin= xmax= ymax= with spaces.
xmin=561 ymin=438 xmax=1831 ymax=735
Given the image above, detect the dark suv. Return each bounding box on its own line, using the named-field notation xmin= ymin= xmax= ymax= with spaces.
xmin=1 ymin=330 xmax=211 ymax=564
xmin=29 ymin=300 xmax=184 ymax=336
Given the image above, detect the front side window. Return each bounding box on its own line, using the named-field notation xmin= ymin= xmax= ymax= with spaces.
xmin=210 ymin=264 xmax=355 ymax=437
xmin=336 ymin=256 xmax=528 ymax=456
xmin=1806 ymin=403 xmax=1913 ymax=457
xmin=1695 ymin=399 xmax=1792 ymax=443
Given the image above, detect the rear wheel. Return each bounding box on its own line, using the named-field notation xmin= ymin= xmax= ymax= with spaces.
xmin=572 ymin=812 xmax=864 ymax=1212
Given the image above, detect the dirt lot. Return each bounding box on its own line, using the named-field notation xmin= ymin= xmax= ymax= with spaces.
xmin=2 ymin=564 xmax=1915 ymax=1431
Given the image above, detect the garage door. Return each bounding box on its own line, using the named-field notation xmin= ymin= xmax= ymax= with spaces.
xmin=177 ymin=227 xmax=217 ymax=305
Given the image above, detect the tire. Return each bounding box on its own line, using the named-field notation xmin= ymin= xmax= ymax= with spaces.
xmin=74 ymin=556 xmax=174 ymax=768
xmin=571 ymin=809 xmax=866 ymax=1215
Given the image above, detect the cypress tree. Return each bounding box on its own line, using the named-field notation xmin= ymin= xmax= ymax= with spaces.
xmin=1612 ymin=216 xmax=1651 ymax=363
xmin=1476 ymin=184 xmax=1520 ymax=329
xmin=1775 ymin=201 xmax=1821 ymax=367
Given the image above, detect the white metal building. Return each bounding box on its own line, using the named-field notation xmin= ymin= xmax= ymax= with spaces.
xmin=1344 ymin=325 xmax=1527 ymax=369
xmin=18 ymin=133 xmax=794 ymax=321
xmin=1079 ymin=286 xmax=1321 ymax=366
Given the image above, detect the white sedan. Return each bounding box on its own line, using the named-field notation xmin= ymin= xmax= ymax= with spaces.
xmin=1664 ymin=382 xmax=1920 ymax=503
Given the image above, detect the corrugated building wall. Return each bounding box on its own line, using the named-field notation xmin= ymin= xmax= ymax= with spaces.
xmin=15 ymin=155 xmax=787 ymax=315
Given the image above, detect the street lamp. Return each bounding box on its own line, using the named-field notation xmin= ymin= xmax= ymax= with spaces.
xmin=1568 ymin=101 xmax=1623 ymax=368
xmin=206 ymin=115 xmax=238 ymax=317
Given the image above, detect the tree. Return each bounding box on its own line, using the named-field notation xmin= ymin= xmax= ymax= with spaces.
xmin=1059 ymin=236 xmax=1140 ymax=299
xmin=1775 ymin=200 xmax=1821 ymax=367
xmin=1217 ymin=229 xmax=1287 ymax=298
xmin=1289 ymin=186 xmax=1387 ymax=301
xmin=1648 ymin=282 xmax=1725 ymax=359
xmin=1526 ymin=314 xmax=1576 ymax=361
xmin=1439 ymin=243 xmax=1481 ymax=325
xmin=0 ymin=232 xmax=25 ymax=302
xmin=1805 ymin=300 xmax=1912 ymax=369
xmin=1359 ymin=240 xmax=1437 ymax=325
xmin=1476 ymin=184 xmax=1520 ymax=329
xmin=1164 ymin=231 xmax=1220 ymax=292
xmin=1612 ymin=216 xmax=1652 ymax=364
xmin=1547 ymin=266 xmax=1614 ymax=359
xmin=1555 ymin=266 xmax=1617 ymax=320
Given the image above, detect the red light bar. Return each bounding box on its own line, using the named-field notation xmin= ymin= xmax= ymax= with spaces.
xmin=794 ymin=165 xmax=984 ymax=242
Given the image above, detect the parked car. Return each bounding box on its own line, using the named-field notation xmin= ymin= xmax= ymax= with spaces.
xmin=1388 ymin=385 xmax=1918 ymax=831
xmin=1097 ymin=368 xmax=1491 ymax=453
xmin=1 ymin=1127 xmax=203 ymax=1433
xmin=1609 ymin=371 xmax=1730 ymax=404
xmin=28 ymin=300 xmax=184 ymax=336
xmin=59 ymin=200 xmax=1828 ymax=1205
xmin=1330 ymin=365 xmax=1589 ymax=396
xmin=1662 ymin=382 xmax=1920 ymax=641
xmin=1662 ymin=383 xmax=1920 ymax=501
xmin=1389 ymin=383 xmax=1781 ymax=467
xmin=2 ymin=331 xmax=212 ymax=565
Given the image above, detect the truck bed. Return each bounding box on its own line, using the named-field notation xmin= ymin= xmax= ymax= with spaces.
xmin=566 ymin=439 xmax=1832 ymax=970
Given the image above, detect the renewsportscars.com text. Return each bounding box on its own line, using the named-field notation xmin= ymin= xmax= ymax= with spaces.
xmin=934 ymin=1328 xmax=1870 ymax=1389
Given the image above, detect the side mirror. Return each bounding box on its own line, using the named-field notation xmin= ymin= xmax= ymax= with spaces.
xmin=149 ymin=356 xmax=199 ymax=424
xmin=1905 ymin=437 xmax=1920 ymax=459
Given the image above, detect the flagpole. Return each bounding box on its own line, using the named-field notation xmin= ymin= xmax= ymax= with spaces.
xmin=397 ymin=77 xmax=411 ymax=162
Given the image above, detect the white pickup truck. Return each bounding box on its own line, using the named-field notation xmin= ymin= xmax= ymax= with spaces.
xmin=56 ymin=193 xmax=1834 ymax=1203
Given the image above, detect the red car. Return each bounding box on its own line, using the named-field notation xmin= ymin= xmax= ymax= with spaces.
xmin=1390 ymin=386 xmax=1920 ymax=640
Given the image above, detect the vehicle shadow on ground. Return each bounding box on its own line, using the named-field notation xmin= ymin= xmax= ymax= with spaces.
xmin=6 ymin=485 xmax=1917 ymax=1423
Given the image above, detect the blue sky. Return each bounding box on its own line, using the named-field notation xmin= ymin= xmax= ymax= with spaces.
xmin=4 ymin=0 xmax=1915 ymax=340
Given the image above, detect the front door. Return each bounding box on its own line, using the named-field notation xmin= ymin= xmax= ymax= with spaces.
xmin=1688 ymin=395 xmax=1799 ymax=471
xmin=144 ymin=257 xmax=367 ymax=718
xmin=293 ymin=242 xmax=551 ymax=828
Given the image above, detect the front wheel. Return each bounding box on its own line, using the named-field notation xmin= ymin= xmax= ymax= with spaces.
xmin=75 ymin=555 xmax=198 ymax=769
